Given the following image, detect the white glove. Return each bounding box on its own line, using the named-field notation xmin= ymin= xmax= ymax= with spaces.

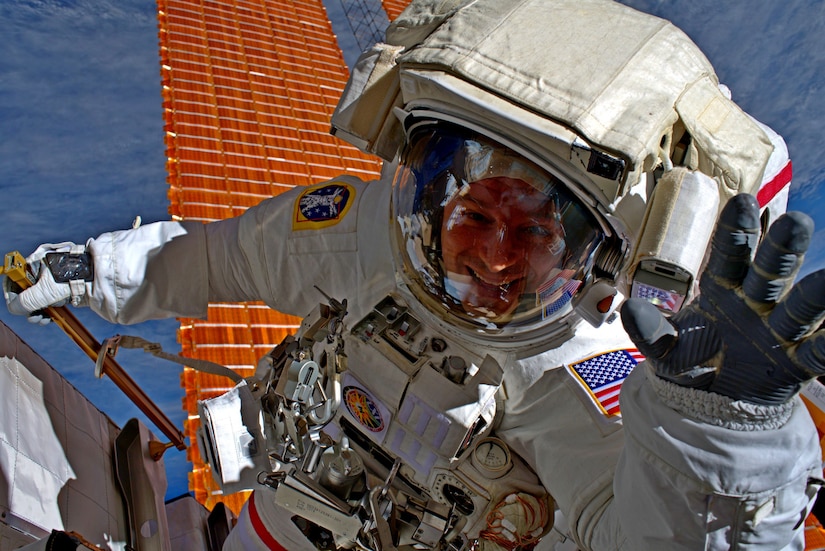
xmin=3 ymin=242 xmax=89 ymax=325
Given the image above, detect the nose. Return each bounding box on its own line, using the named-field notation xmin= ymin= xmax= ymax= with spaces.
xmin=478 ymin=224 xmax=521 ymax=272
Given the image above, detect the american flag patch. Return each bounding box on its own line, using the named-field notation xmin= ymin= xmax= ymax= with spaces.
xmin=536 ymin=269 xmax=582 ymax=318
xmin=632 ymin=282 xmax=684 ymax=312
xmin=568 ymin=349 xmax=644 ymax=416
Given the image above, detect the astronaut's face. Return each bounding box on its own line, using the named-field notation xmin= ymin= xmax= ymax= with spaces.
xmin=393 ymin=123 xmax=605 ymax=336
xmin=440 ymin=176 xmax=566 ymax=320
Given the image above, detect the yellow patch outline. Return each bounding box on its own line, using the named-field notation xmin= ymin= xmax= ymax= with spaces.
xmin=292 ymin=181 xmax=356 ymax=230
xmin=566 ymin=348 xmax=638 ymax=418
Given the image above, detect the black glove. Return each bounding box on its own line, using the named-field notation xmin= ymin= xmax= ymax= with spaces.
xmin=621 ymin=193 xmax=825 ymax=405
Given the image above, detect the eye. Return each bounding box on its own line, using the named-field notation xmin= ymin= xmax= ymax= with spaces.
xmin=521 ymin=224 xmax=556 ymax=238
xmin=453 ymin=202 xmax=490 ymax=224
xmin=466 ymin=211 xmax=491 ymax=223
xmin=444 ymin=205 xmax=491 ymax=232
xmin=524 ymin=226 xmax=549 ymax=236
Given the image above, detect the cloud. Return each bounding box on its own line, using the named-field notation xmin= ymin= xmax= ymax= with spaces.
xmin=620 ymin=0 xmax=825 ymax=274
xmin=2 ymin=0 xmax=824 ymax=504
xmin=0 ymin=0 xmax=186 ymax=497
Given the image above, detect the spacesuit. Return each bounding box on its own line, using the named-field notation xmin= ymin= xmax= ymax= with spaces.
xmin=6 ymin=0 xmax=825 ymax=550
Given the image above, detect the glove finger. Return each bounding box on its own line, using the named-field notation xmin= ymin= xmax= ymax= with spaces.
xmin=5 ymin=292 xmax=30 ymax=317
xmin=794 ymin=329 xmax=825 ymax=378
xmin=3 ymin=275 xmax=23 ymax=295
xmin=769 ymin=269 xmax=825 ymax=342
xmin=27 ymin=313 xmax=51 ymax=326
xmin=620 ymin=298 xmax=678 ymax=359
xmin=742 ymin=211 xmax=813 ymax=304
xmin=704 ymin=194 xmax=761 ymax=284
xmin=17 ymin=261 xmax=70 ymax=313
xmin=4 ymin=277 xmax=30 ymax=316
xmin=621 ymin=299 xmax=720 ymax=387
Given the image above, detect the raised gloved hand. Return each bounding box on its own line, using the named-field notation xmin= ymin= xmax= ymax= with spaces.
xmin=621 ymin=193 xmax=825 ymax=405
xmin=3 ymin=242 xmax=91 ymax=325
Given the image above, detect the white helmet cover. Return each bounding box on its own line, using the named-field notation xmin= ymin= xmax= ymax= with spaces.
xmin=332 ymin=0 xmax=774 ymax=207
xmin=330 ymin=0 xmax=779 ymax=343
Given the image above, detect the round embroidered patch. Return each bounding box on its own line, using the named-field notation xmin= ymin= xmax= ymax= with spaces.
xmin=293 ymin=182 xmax=355 ymax=229
xmin=343 ymin=385 xmax=384 ymax=432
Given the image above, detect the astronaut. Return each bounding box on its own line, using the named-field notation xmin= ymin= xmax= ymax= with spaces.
xmin=5 ymin=0 xmax=825 ymax=550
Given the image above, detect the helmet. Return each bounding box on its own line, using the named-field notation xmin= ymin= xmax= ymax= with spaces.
xmin=331 ymin=0 xmax=780 ymax=347
xmin=392 ymin=120 xmax=608 ymax=339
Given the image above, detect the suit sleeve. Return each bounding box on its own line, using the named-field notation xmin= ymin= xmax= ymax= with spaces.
xmin=498 ymin=351 xmax=820 ymax=550
xmin=613 ymin=363 xmax=820 ymax=550
xmin=86 ymin=219 xmax=209 ymax=324
xmin=83 ymin=176 xmax=392 ymax=324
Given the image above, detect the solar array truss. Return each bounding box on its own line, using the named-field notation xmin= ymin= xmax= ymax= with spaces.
xmin=157 ymin=0 xmax=390 ymax=513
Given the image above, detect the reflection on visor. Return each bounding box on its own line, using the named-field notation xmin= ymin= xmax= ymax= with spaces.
xmin=393 ymin=123 xmax=604 ymax=334
xmin=537 ymin=270 xmax=582 ymax=318
xmin=463 ymin=141 xmax=553 ymax=195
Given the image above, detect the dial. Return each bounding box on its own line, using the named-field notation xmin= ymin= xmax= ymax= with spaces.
xmin=471 ymin=437 xmax=512 ymax=478
xmin=432 ymin=472 xmax=477 ymax=507
xmin=442 ymin=483 xmax=475 ymax=515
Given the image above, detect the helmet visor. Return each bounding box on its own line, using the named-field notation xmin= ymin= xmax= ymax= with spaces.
xmin=392 ymin=124 xmax=606 ymax=334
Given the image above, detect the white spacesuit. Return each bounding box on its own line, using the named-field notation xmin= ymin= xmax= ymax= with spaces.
xmin=5 ymin=1 xmax=824 ymax=550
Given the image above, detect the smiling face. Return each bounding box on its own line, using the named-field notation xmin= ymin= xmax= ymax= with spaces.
xmin=440 ymin=176 xmax=566 ymax=320
xmin=392 ymin=123 xmax=606 ymax=335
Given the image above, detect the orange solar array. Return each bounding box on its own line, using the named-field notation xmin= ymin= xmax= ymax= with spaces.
xmin=382 ymin=0 xmax=410 ymax=21
xmin=157 ymin=0 xmax=382 ymax=514
xmin=156 ymin=0 xmax=825 ymax=545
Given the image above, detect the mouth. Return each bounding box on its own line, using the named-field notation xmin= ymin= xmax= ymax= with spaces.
xmin=467 ymin=268 xmax=517 ymax=294
xmin=443 ymin=268 xmax=523 ymax=320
